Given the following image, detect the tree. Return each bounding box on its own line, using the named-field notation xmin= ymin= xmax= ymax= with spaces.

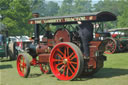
xmin=0 ymin=0 xmax=32 ymax=36
xmin=31 ymin=0 xmax=59 ymax=16
xmin=73 ymin=0 xmax=92 ymax=13
xmin=93 ymin=0 xmax=128 ymax=29
xmin=117 ymin=7 xmax=128 ymax=27
xmin=31 ymin=0 xmax=46 ymax=16
xmin=58 ymin=0 xmax=74 ymax=15
xmin=93 ymin=0 xmax=128 ymax=16
xmin=45 ymin=1 xmax=59 ymax=16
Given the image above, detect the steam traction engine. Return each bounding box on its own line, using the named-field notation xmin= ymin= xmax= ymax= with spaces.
xmin=104 ymin=28 xmax=128 ymax=54
xmin=16 ymin=11 xmax=117 ymax=80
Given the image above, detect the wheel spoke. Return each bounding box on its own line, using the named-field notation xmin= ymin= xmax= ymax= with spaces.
xmin=70 ymin=55 xmax=76 ymax=60
xmin=64 ymin=47 xmax=66 ymax=56
xmin=18 ymin=59 xmax=21 ymax=65
xmin=69 ymin=63 xmax=76 ymax=71
xmin=56 ymin=62 xmax=64 ymax=67
xmin=68 ymin=52 xmax=75 ymax=59
xmin=57 ymin=53 xmax=63 ymax=59
xmin=53 ymin=59 xmax=63 ymax=62
xmin=57 ymin=48 xmax=64 ymax=56
xmin=22 ymin=67 xmax=24 ymax=73
xmin=62 ymin=65 xmax=66 ymax=75
xmin=20 ymin=57 xmax=23 ymax=64
xmin=58 ymin=65 xmax=64 ymax=71
xmin=66 ymin=66 xmax=69 ymax=76
xmin=67 ymin=47 xmax=69 ymax=57
xmin=68 ymin=65 xmax=73 ymax=74
xmin=70 ymin=61 xmax=77 ymax=65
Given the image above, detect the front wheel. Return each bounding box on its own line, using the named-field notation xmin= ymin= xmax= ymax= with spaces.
xmin=17 ymin=53 xmax=30 ymax=78
xmin=50 ymin=42 xmax=84 ymax=80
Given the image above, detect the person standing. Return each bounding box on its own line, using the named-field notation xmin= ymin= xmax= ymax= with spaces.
xmin=78 ymin=22 xmax=93 ymax=59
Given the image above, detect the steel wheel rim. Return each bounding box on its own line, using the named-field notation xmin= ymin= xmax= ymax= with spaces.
xmin=50 ymin=43 xmax=80 ymax=80
xmin=104 ymin=39 xmax=116 ymax=54
xmin=17 ymin=54 xmax=27 ymax=77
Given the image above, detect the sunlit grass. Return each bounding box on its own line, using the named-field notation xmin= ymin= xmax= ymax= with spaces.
xmin=0 ymin=52 xmax=128 ymax=85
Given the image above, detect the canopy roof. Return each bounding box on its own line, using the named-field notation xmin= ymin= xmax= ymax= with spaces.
xmin=108 ymin=28 xmax=128 ymax=32
xmin=29 ymin=11 xmax=117 ymax=25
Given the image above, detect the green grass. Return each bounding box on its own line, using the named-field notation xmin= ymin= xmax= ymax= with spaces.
xmin=0 ymin=52 xmax=128 ymax=85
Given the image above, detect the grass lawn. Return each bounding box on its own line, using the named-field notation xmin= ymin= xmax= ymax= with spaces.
xmin=0 ymin=52 xmax=128 ymax=85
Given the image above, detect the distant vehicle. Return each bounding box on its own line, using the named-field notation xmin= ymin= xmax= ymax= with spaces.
xmin=20 ymin=36 xmax=30 ymax=42
xmin=0 ymin=31 xmax=17 ymax=60
xmin=103 ymin=28 xmax=128 ymax=54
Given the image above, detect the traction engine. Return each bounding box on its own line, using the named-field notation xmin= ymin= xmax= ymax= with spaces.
xmin=17 ymin=28 xmax=107 ymax=80
xmin=16 ymin=11 xmax=116 ymax=80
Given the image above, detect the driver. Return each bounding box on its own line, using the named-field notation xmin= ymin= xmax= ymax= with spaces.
xmin=78 ymin=21 xmax=93 ymax=60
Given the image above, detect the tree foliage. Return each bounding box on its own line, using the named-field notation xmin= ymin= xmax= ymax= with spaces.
xmin=93 ymin=0 xmax=128 ymax=28
xmin=118 ymin=7 xmax=128 ymax=27
xmin=0 ymin=0 xmax=32 ymax=36
xmin=45 ymin=1 xmax=59 ymax=16
xmin=0 ymin=0 xmax=128 ymax=36
xmin=57 ymin=0 xmax=92 ymax=15
xmin=31 ymin=0 xmax=59 ymax=16
xmin=93 ymin=0 xmax=128 ymax=16
xmin=58 ymin=0 xmax=74 ymax=15
xmin=73 ymin=0 xmax=92 ymax=13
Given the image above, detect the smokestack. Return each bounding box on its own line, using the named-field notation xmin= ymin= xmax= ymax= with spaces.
xmin=32 ymin=13 xmax=39 ymax=18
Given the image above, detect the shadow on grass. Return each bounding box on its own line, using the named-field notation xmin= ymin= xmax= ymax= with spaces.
xmin=28 ymin=74 xmax=42 ymax=78
xmin=93 ymin=68 xmax=128 ymax=78
xmin=74 ymin=68 xmax=128 ymax=81
xmin=23 ymin=68 xmax=128 ymax=80
xmin=115 ymin=49 xmax=128 ymax=54
xmin=0 ymin=57 xmax=16 ymax=62
xmin=0 ymin=64 xmax=13 ymax=69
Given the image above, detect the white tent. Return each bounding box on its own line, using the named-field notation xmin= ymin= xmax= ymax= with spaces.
xmin=0 ymin=22 xmax=6 ymax=31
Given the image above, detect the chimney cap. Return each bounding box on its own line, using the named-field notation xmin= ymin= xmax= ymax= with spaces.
xmin=32 ymin=13 xmax=39 ymax=18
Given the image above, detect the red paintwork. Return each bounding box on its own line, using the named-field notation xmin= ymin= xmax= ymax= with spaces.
xmin=29 ymin=15 xmax=97 ymax=24
xmin=47 ymin=39 xmax=54 ymax=46
xmin=30 ymin=58 xmax=37 ymax=65
xmin=17 ymin=54 xmax=27 ymax=77
xmin=40 ymin=64 xmax=50 ymax=74
xmin=38 ymin=54 xmax=50 ymax=63
xmin=54 ymin=29 xmax=70 ymax=44
xmin=88 ymin=41 xmax=102 ymax=69
xmin=112 ymin=34 xmax=118 ymax=38
xmin=36 ymin=44 xmax=51 ymax=54
xmin=89 ymin=41 xmax=101 ymax=57
xmin=16 ymin=42 xmax=23 ymax=48
xmin=95 ymin=33 xmax=100 ymax=38
xmin=49 ymin=43 xmax=79 ymax=80
xmin=88 ymin=57 xmax=97 ymax=69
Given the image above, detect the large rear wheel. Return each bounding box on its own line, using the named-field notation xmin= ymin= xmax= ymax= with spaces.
xmin=50 ymin=42 xmax=84 ymax=80
xmin=17 ymin=53 xmax=30 ymax=78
